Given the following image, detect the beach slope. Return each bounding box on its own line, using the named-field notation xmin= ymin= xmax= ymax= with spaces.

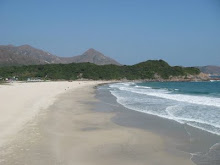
xmin=0 ymin=81 xmax=194 ymax=165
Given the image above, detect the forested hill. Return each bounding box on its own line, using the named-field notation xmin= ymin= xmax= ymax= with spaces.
xmin=0 ymin=60 xmax=201 ymax=81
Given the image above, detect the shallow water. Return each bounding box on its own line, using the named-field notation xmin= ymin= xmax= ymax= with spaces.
xmin=109 ymin=81 xmax=220 ymax=136
xmin=97 ymin=82 xmax=220 ymax=165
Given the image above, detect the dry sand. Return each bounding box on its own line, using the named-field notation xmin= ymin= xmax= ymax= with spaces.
xmin=0 ymin=81 xmax=104 ymax=147
xmin=0 ymin=81 xmax=195 ymax=165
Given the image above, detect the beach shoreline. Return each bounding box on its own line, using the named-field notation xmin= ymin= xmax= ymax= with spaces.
xmin=0 ymin=81 xmax=196 ymax=164
xmin=96 ymin=83 xmax=220 ymax=165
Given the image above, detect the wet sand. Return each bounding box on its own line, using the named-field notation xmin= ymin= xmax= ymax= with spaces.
xmin=96 ymin=84 xmax=220 ymax=165
xmin=0 ymin=82 xmax=195 ymax=165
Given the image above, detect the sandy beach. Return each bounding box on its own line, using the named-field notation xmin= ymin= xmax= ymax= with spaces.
xmin=0 ymin=81 xmax=195 ymax=165
xmin=0 ymin=81 xmax=105 ymax=148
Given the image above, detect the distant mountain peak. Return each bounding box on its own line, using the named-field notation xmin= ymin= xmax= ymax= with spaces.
xmin=0 ymin=45 xmax=121 ymax=66
xmin=86 ymin=48 xmax=96 ymax=52
xmin=83 ymin=48 xmax=103 ymax=56
xmin=19 ymin=44 xmax=32 ymax=48
xmin=17 ymin=44 xmax=35 ymax=50
xmin=73 ymin=48 xmax=120 ymax=65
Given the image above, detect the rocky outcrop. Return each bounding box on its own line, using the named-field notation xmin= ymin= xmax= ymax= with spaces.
xmin=152 ymin=73 xmax=210 ymax=82
xmin=169 ymin=73 xmax=210 ymax=81
xmin=188 ymin=72 xmax=210 ymax=81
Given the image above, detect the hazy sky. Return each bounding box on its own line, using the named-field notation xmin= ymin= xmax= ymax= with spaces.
xmin=0 ymin=0 xmax=220 ymax=66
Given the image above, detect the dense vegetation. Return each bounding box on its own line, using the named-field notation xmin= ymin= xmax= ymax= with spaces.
xmin=0 ymin=60 xmax=200 ymax=81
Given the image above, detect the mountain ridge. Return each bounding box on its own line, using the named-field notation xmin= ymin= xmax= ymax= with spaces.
xmin=0 ymin=45 xmax=62 ymax=66
xmin=0 ymin=45 xmax=121 ymax=66
xmin=196 ymin=65 xmax=220 ymax=76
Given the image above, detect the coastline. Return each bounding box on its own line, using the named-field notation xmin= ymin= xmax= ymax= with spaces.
xmin=0 ymin=81 xmax=195 ymax=165
xmin=96 ymin=83 xmax=220 ymax=165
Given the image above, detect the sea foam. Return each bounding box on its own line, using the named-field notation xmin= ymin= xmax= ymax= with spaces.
xmin=109 ymin=82 xmax=220 ymax=135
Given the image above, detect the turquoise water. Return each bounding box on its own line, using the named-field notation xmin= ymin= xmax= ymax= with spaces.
xmin=109 ymin=81 xmax=220 ymax=135
xmin=141 ymin=81 xmax=220 ymax=97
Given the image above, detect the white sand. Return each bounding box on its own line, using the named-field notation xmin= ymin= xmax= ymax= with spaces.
xmin=0 ymin=81 xmax=194 ymax=165
xmin=0 ymin=81 xmax=105 ymax=147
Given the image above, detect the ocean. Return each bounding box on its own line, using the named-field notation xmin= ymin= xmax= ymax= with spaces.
xmin=109 ymin=81 xmax=220 ymax=136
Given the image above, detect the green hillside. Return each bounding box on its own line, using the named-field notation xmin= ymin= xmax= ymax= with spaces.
xmin=0 ymin=60 xmax=200 ymax=81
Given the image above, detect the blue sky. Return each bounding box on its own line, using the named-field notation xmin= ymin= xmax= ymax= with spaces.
xmin=0 ymin=0 xmax=219 ymax=66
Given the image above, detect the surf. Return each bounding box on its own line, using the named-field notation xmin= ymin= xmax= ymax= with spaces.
xmin=109 ymin=82 xmax=220 ymax=135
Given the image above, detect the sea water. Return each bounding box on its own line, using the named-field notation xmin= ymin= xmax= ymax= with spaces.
xmin=109 ymin=81 xmax=220 ymax=136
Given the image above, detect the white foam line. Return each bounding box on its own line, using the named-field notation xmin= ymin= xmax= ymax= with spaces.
xmin=186 ymin=123 xmax=220 ymax=136
xmin=165 ymin=105 xmax=220 ymax=128
xmin=110 ymin=93 xmax=220 ymax=136
xmin=109 ymin=83 xmax=220 ymax=136
xmin=118 ymin=86 xmax=220 ymax=108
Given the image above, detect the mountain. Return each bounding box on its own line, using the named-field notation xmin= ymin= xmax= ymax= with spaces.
xmin=197 ymin=66 xmax=220 ymax=76
xmin=62 ymin=48 xmax=121 ymax=65
xmin=0 ymin=45 xmax=120 ymax=66
xmin=0 ymin=45 xmax=62 ymax=66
